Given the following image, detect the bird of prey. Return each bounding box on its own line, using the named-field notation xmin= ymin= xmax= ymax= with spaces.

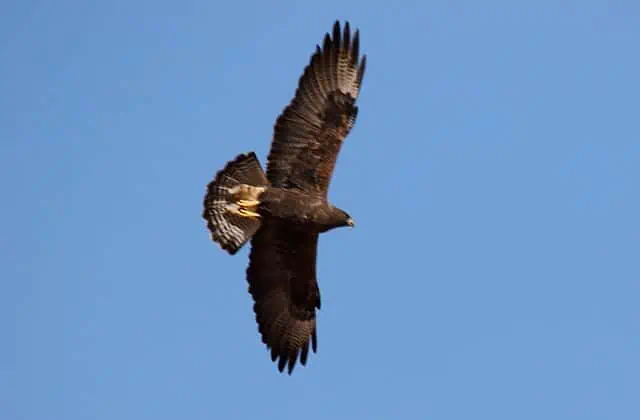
xmin=202 ymin=21 xmax=366 ymax=374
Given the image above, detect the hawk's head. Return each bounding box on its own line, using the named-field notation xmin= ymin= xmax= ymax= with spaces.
xmin=334 ymin=208 xmax=355 ymax=229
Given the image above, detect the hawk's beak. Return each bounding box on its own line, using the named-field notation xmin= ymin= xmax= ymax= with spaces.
xmin=347 ymin=218 xmax=355 ymax=228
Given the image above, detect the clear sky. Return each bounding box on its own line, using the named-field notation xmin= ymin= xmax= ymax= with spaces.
xmin=2 ymin=1 xmax=639 ymax=419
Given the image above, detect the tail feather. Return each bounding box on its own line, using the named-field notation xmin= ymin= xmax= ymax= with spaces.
xmin=203 ymin=152 xmax=269 ymax=254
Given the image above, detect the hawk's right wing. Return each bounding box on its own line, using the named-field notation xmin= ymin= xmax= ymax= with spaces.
xmin=265 ymin=20 xmax=366 ymax=196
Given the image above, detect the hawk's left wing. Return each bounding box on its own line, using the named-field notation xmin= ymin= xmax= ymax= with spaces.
xmin=246 ymin=219 xmax=321 ymax=374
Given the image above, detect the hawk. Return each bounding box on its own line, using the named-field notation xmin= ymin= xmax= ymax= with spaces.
xmin=202 ymin=21 xmax=366 ymax=374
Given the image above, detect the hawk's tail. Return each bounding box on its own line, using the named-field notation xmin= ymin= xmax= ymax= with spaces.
xmin=202 ymin=152 xmax=269 ymax=255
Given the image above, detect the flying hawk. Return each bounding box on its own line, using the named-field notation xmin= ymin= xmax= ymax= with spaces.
xmin=202 ymin=21 xmax=366 ymax=374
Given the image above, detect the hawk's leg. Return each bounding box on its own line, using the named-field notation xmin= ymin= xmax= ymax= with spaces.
xmin=225 ymin=184 xmax=265 ymax=219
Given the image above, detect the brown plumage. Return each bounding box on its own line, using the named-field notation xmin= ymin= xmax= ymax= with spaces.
xmin=202 ymin=20 xmax=366 ymax=374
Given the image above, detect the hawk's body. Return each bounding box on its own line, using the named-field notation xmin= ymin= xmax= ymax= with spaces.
xmin=202 ymin=21 xmax=366 ymax=374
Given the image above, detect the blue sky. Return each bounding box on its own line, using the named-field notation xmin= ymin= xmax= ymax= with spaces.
xmin=2 ymin=1 xmax=639 ymax=419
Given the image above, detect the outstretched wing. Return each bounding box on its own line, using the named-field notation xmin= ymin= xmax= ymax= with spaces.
xmin=266 ymin=20 xmax=366 ymax=196
xmin=246 ymin=219 xmax=321 ymax=374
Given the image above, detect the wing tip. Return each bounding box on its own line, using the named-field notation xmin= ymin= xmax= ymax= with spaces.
xmin=320 ymin=21 xmax=362 ymax=54
xmin=260 ymin=317 xmax=318 ymax=375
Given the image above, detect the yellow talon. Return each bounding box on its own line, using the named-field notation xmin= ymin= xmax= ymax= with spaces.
xmin=237 ymin=199 xmax=260 ymax=207
xmin=227 ymin=197 xmax=261 ymax=219
xmin=239 ymin=208 xmax=261 ymax=218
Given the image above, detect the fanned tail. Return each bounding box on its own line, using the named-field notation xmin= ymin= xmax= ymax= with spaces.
xmin=202 ymin=152 xmax=269 ymax=254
